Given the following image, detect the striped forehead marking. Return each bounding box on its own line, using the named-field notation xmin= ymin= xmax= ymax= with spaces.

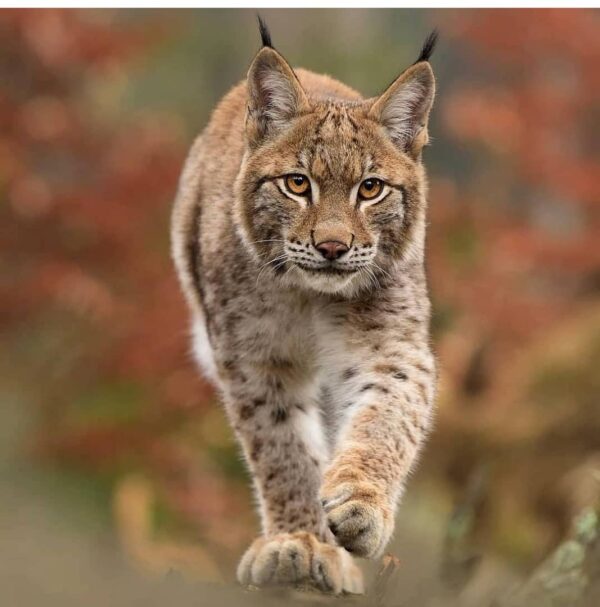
xmin=301 ymin=105 xmax=366 ymax=181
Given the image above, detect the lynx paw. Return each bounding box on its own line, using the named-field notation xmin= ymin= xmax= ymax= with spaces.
xmin=320 ymin=479 xmax=394 ymax=559
xmin=237 ymin=532 xmax=363 ymax=594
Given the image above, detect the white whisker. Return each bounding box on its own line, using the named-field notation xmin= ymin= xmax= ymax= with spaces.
xmin=250 ymin=238 xmax=287 ymax=245
xmin=255 ymin=253 xmax=288 ymax=287
xmin=372 ymin=261 xmax=393 ymax=281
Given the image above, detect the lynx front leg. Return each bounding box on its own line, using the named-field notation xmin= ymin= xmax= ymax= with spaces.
xmin=321 ymin=347 xmax=436 ymax=559
xmin=230 ymin=393 xmax=327 ymax=538
xmin=223 ymin=369 xmax=363 ymax=593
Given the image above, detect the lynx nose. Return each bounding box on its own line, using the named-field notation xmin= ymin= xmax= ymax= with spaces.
xmin=315 ymin=240 xmax=349 ymax=260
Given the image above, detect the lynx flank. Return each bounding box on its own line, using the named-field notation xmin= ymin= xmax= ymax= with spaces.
xmin=172 ymin=19 xmax=438 ymax=594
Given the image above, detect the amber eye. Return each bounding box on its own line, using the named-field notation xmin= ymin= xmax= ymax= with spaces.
xmin=358 ymin=178 xmax=383 ymax=201
xmin=285 ymin=174 xmax=310 ymax=196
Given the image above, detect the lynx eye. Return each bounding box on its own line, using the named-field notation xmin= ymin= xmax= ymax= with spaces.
xmin=358 ymin=178 xmax=383 ymax=201
xmin=285 ymin=174 xmax=310 ymax=196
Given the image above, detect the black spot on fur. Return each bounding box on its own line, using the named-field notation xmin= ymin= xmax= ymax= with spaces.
xmin=342 ymin=367 xmax=358 ymax=381
xmin=272 ymin=407 xmax=288 ymax=424
xmin=414 ymin=29 xmax=439 ymax=64
xmin=270 ymin=357 xmax=293 ymax=369
xmin=239 ymin=404 xmax=255 ymax=420
xmin=401 ymin=420 xmax=418 ymax=446
xmin=257 ymin=14 xmax=273 ymax=48
xmin=251 ymin=438 xmax=263 ymax=460
xmin=360 ymin=382 xmax=390 ymax=395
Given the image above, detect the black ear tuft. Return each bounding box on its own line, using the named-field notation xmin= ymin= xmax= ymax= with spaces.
xmin=257 ymin=14 xmax=273 ymax=48
xmin=414 ymin=29 xmax=439 ymax=64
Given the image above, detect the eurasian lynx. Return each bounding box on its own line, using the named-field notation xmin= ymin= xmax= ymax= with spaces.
xmin=171 ymin=19 xmax=438 ymax=594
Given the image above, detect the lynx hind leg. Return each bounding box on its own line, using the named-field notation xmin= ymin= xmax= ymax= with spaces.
xmin=237 ymin=532 xmax=363 ymax=595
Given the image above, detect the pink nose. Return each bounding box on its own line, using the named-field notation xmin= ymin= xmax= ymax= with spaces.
xmin=315 ymin=240 xmax=349 ymax=260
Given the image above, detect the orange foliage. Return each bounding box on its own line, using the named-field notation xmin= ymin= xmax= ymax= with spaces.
xmin=431 ymin=9 xmax=599 ymax=360
xmin=0 ymin=10 xmax=216 ymax=531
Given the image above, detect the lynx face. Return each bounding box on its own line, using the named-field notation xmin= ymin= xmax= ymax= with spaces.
xmin=235 ymin=47 xmax=435 ymax=295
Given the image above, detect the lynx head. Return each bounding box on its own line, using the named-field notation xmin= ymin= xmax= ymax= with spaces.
xmin=235 ymin=19 xmax=437 ymax=296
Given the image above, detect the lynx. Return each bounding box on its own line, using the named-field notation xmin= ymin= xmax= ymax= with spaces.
xmin=171 ymin=18 xmax=438 ymax=594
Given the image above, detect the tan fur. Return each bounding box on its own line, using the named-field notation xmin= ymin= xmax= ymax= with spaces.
xmin=171 ymin=41 xmax=437 ymax=594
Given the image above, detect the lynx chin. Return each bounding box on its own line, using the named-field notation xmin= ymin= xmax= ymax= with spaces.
xmin=171 ymin=18 xmax=439 ymax=594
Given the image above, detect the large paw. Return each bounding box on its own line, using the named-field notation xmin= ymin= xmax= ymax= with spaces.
xmin=320 ymin=479 xmax=394 ymax=559
xmin=237 ymin=532 xmax=363 ymax=594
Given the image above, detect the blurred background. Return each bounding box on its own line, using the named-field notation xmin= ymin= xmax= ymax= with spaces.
xmin=1 ymin=8 xmax=599 ymax=606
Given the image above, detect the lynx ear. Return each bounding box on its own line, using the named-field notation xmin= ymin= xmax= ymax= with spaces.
xmin=369 ymin=62 xmax=435 ymax=158
xmin=246 ymin=47 xmax=309 ymax=146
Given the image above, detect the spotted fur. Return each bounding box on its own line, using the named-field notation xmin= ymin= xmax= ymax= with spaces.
xmin=171 ymin=25 xmax=438 ymax=594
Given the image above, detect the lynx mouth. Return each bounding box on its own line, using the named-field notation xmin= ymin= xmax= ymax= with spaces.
xmin=295 ymin=263 xmax=360 ymax=276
